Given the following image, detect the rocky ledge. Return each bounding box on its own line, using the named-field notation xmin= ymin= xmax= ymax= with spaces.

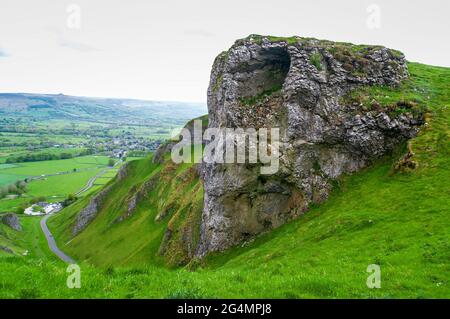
xmin=196 ymin=35 xmax=423 ymax=256
xmin=1 ymin=213 xmax=21 ymax=232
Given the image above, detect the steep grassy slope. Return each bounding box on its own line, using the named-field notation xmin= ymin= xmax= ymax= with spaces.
xmin=0 ymin=62 xmax=448 ymax=298
xmin=48 ymin=153 xmax=204 ymax=267
xmin=0 ymin=222 xmax=22 ymax=257
xmin=0 ymin=216 xmax=61 ymax=261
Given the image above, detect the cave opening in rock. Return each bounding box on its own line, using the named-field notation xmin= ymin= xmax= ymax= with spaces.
xmin=238 ymin=47 xmax=291 ymax=99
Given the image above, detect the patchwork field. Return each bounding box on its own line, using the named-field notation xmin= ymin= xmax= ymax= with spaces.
xmin=0 ymin=156 xmax=118 ymax=212
xmin=0 ymin=156 xmax=109 ymax=179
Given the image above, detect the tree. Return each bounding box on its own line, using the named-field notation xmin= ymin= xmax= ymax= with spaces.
xmin=108 ymin=158 xmax=115 ymax=167
xmin=60 ymin=153 xmax=73 ymax=159
xmin=7 ymin=184 xmax=18 ymax=194
xmin=0 ymin=187 xmax=7 ymax=199
xmin=30 ymin=196 xmax=46 ymax=204
xmin=16 ymin=180 xmax=27 ymax=191
xmin=32 ymin=205 xmax=45 ymax=213
xmin=63 ymin=193 xmax=78 ymax=207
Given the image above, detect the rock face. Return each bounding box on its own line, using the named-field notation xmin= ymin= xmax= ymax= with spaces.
xmin=1 ymin=213 xmax=21 ymax=231
xmin=72 ymin=162 xmax=131 ymax=235
xmin=115 ymin=173 xmax=160 ymax=223
xmin=196 ymin=35 xmax=423 ymax=256
xmin=153 ymin=141 xmax=176 ymax=164
xmin=72 ymin=185 xmax=112 ymax=236
xmin=0 ymin=245 xmax=14 ymax=254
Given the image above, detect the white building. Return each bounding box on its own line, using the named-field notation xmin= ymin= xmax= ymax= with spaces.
xmin=24 ymin=202 xmax=63 ymax=216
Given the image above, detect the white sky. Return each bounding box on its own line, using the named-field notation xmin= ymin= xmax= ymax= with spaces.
xmin=0 ymin=0 xmax=448 ymax=103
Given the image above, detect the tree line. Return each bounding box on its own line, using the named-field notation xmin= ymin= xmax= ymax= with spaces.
xmin=0 ymin=180 xmax=28 ymax=199
xmin=5 ymin=148 xmax=94 ymax=164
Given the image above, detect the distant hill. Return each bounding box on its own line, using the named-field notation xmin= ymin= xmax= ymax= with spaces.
xmin=0 ymin=93 xmax=207 ymax=126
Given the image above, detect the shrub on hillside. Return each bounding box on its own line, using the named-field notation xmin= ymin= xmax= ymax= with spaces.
xmin=62 ymin=194 xmax=78 ymax=207
xmin=29 ymin=196 xmax=46 ymax=205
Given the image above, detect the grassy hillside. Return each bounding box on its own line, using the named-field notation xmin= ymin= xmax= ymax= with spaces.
xmin=0 ymin=62 xmax=448 ymax=298
xmin=48 ymin=153 xmax=204 ymax=267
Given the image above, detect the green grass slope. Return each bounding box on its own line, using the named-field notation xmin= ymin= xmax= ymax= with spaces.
xmin=0 ymin=62 xmax=448 ymax=298
xmin=48 ymin=153 xmax=204 ymax=267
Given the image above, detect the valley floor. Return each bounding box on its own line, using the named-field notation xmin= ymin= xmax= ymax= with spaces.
xmin=0 ymin=155 xmax=117 ymax=212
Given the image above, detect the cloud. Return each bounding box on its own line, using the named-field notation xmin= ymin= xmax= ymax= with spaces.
xmin=0 ymin=48 xmax=8 ymax=57
xmin=183 ymin=28 xmax=214 ymax=37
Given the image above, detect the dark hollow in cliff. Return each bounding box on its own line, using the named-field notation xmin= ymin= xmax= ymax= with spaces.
xmin=236 ymin=46 xmax=291 ymax=99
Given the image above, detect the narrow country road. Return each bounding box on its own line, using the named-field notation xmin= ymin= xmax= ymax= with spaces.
xmin=40 ymin=159 xmax=121 ymax=263
xmin=76 ymin=160 xmax=121 ymax=195
xmin=75 ymin=169 xmax=107 ymax=195
xmin=40 ymin=213 xmax=75 ymax=263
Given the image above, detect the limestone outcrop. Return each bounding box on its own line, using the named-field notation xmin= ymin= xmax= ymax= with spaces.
xmin=196 ymin=35 xmax=423 ymax=255
xmin=72 ymin=185 xmax=112 ymax=236
xmin=1 ymin=213 xmax=21 ymax=232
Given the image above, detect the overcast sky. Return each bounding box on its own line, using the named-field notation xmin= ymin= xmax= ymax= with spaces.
xmin=0 ymin=0 xmax=448 ymax=102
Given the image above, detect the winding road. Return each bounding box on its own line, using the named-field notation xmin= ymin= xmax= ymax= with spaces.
xmin=40 ymin=213 xmax=75 ymax=263
xmin=75 ymin=168 xmax=108 ymax=195
xmin=40 ymin=160 xmax=121 ymax=263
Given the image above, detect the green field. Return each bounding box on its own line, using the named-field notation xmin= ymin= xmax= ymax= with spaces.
xmin=0 ymin=155 xmax=139 ymax=212
xmin=0 ymin=164 xmax=19 ymax=169
xmin=27 ymin=169 xmax=104 ymax=198
xmin=0 ymin=156 xmax=114 ymax=212
xmin=0 ymin=173 xmax=27 ymax=186
xmin=0 ymin=156 xmax=109 ymax=179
